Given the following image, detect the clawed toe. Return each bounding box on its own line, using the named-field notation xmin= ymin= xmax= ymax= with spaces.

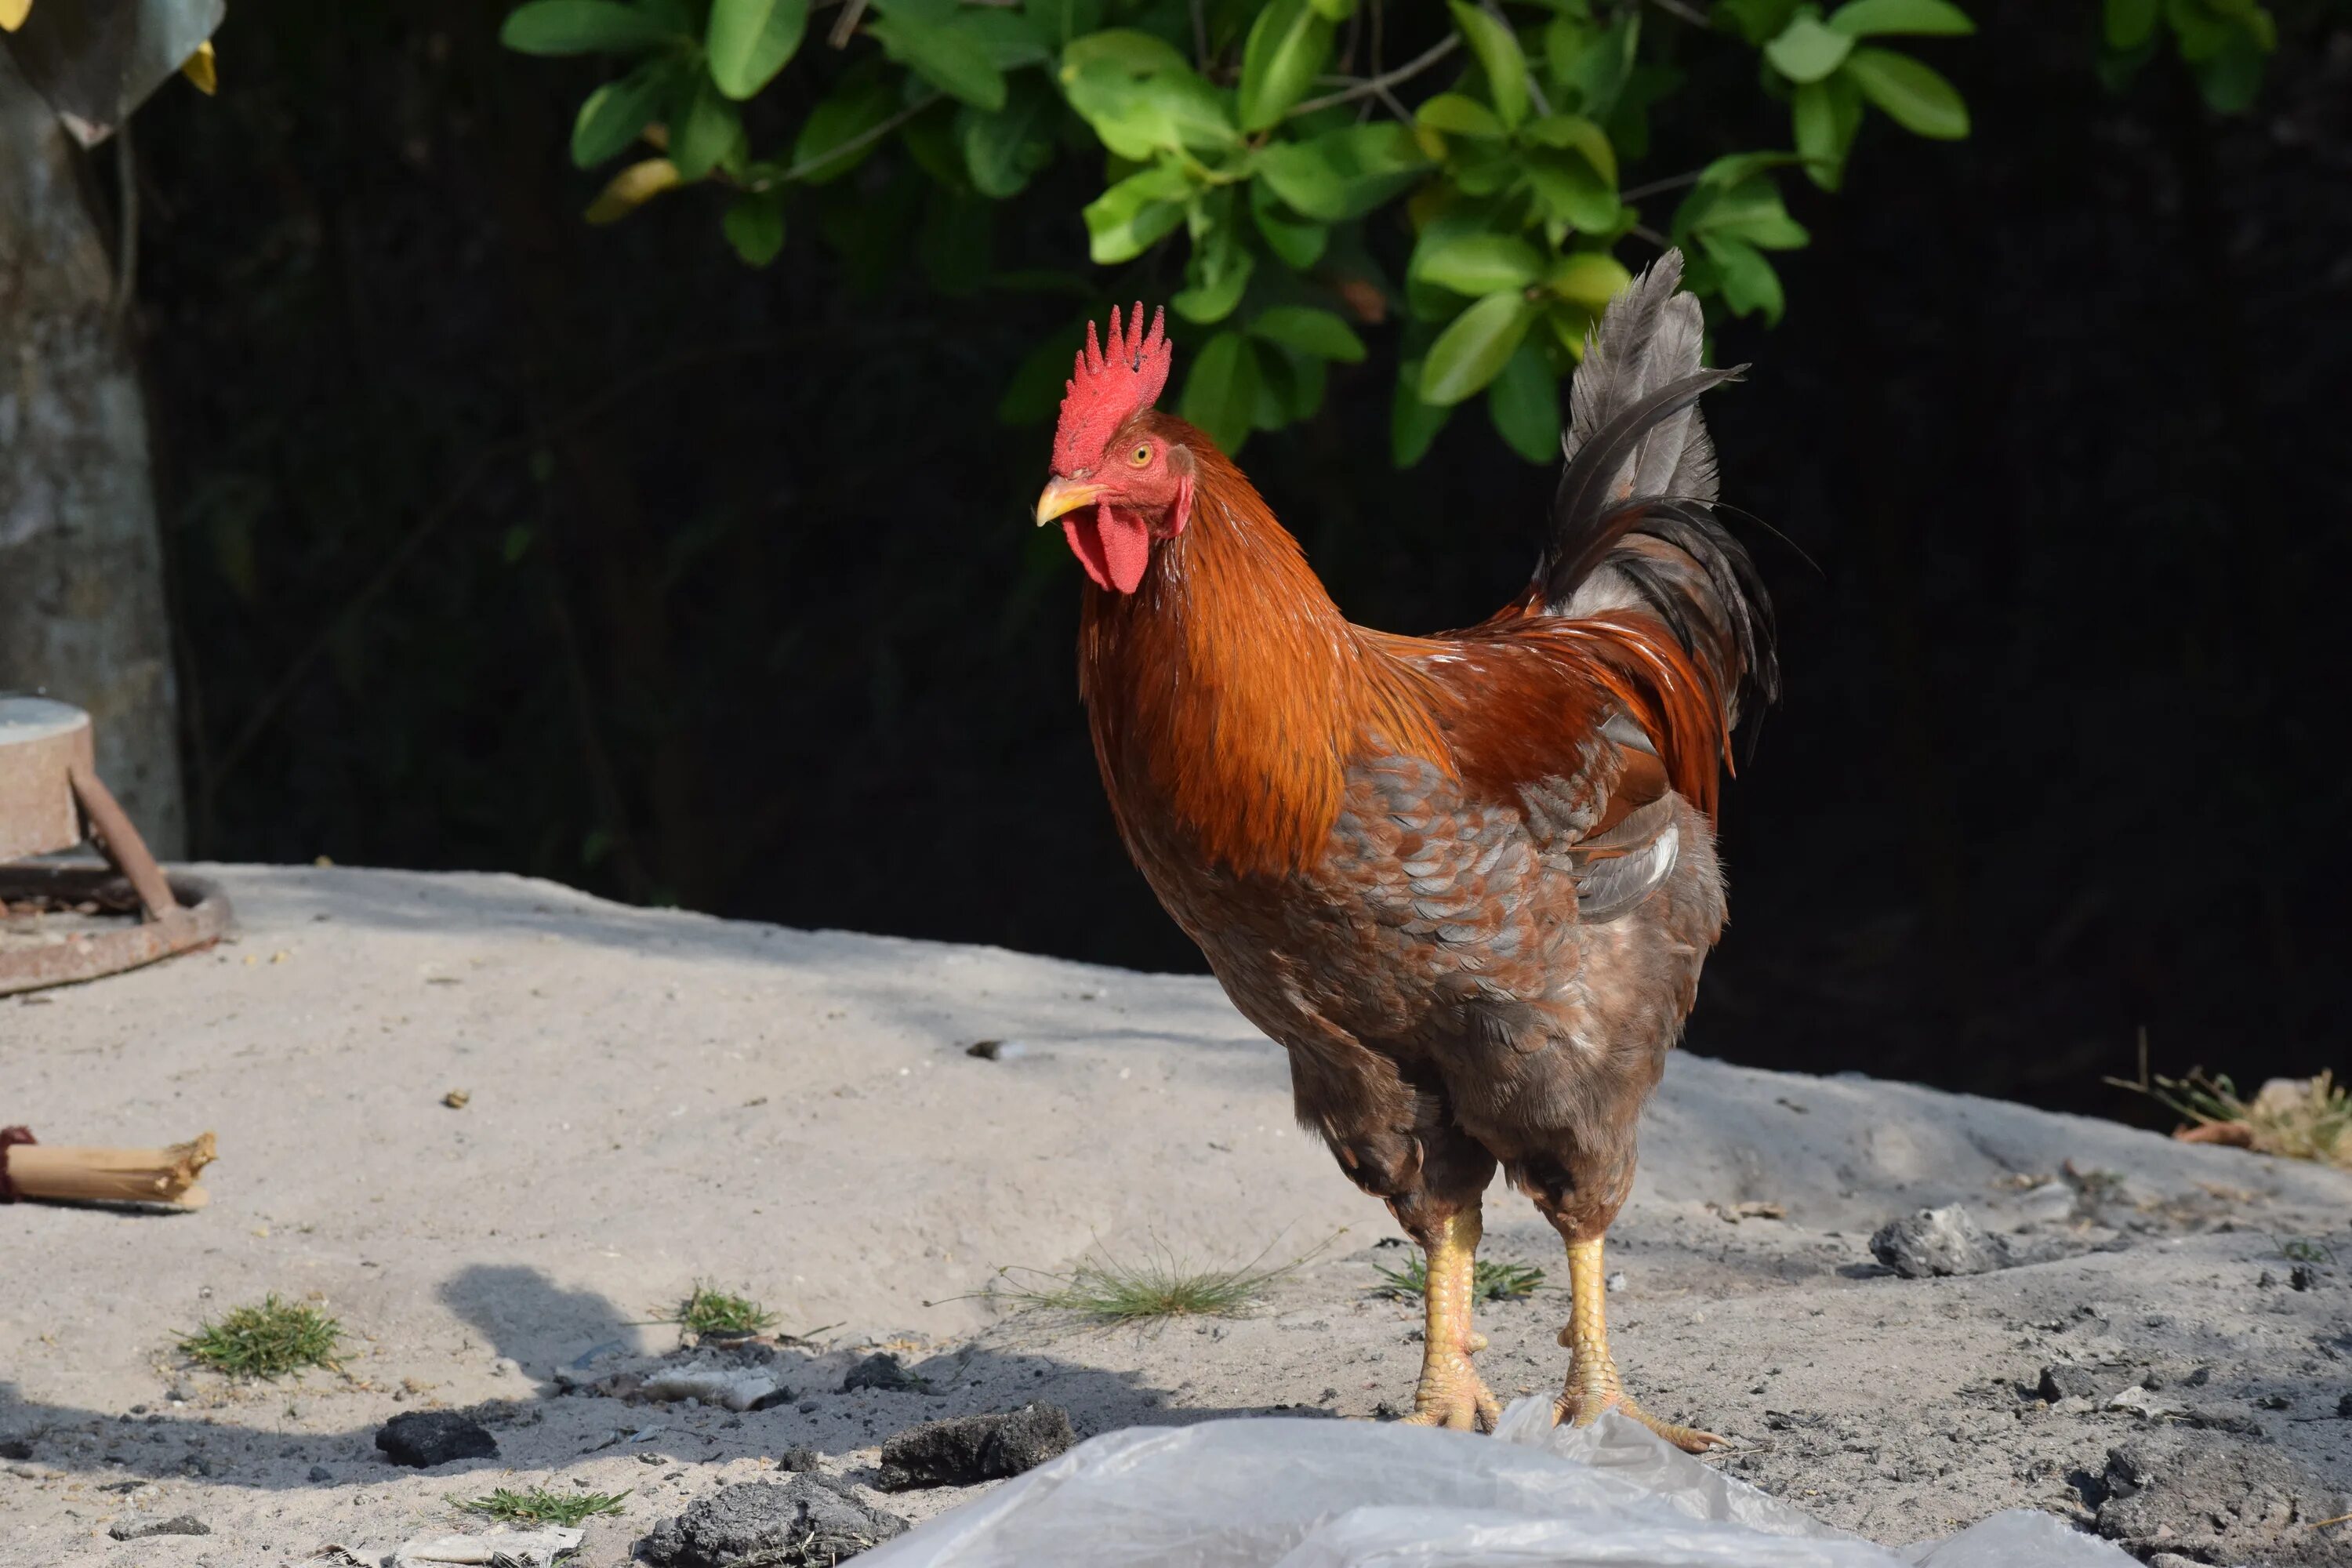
xmin=1552 ymin=1388 xmax=1726 ymax=1453
xmin=1403 ymin=1361 xmax=1501 ymax=1432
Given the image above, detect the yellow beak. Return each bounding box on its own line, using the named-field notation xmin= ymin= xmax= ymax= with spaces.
xmin=1035 ymin=477 xmax=1105 ymax=527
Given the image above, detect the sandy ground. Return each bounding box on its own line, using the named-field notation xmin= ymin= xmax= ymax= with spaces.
xmin=3 ymin=866 xmax=2350 ymax=1566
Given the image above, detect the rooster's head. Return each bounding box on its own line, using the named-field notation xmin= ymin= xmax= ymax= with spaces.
xmin=1035 ymin=303 xmax=1194 ymax=594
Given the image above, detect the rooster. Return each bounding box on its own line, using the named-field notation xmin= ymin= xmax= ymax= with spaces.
xmin=1033 ymin=253 xmax=1775 ymax=1448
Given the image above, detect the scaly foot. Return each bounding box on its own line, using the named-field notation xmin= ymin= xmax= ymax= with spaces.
xmin=1551 ymin=1236 xmax=1726 ymax=1454
xmin=1396 ymin=1207 xmax=1501 ymax=1433
xmin=1403 ymin=1328 xmax=1502 ymax=1432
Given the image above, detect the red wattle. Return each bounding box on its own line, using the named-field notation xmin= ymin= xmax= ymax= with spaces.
xmin=1062 ymin=501 xmax=1152 ymax=594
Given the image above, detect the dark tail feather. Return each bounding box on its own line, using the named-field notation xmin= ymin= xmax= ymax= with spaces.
xmin=1538 ymin=251 xmax=1780 ymax=732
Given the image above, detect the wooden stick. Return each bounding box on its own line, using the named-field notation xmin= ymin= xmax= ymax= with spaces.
xmin=4 ymin=1132 xmax=214 ymax=1208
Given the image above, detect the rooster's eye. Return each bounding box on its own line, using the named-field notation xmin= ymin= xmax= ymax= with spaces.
xmin=1129 ymin=444 xmax=1152 ymax=466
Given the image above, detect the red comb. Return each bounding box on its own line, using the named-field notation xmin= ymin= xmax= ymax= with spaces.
xmin=1052 ymin=303 xmax=1171 ymax=475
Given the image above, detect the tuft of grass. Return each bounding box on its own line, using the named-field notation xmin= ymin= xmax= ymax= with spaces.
xmin=2112 ymin=1061 xmax=2352 ymax=1171
xmin=995 ymin=1240 xmax=1305 ymax=1323
xmin=652 ymin=1282 xmax=779 ymax=1341
xmin=1370 ymin=1256 xmax=1547 ymax=1303
xmin=2281 ymin=1237 xmax=2336 ymax=1265
xmin=453 ymin=1486 xmax=630 ymax=1526
xmin=178 ymin=1294 xmax=343 ymax=1379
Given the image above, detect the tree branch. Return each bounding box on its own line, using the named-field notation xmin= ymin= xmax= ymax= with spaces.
xmin=767 ymin=93 xmax=940 ymax=187
xmin=1621 ymin=169 xmax=1709 ymax=202
xmin=1287 ymin=34 xmax=1460 ymax=118
xmin=1644 ymin=0 xmax=1713 ymax=26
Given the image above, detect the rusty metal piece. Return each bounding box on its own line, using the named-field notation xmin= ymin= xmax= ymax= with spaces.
xmin=68 ymin=763 xmax=174 ymax=920
xmin=0 ymin=865 xmax=231 ymax=996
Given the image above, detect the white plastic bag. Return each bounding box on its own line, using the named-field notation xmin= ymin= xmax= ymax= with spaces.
xmin=857 ymin=1400 xmax=2131 ymax=1568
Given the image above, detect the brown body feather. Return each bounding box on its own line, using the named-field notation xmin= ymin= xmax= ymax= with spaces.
xmin=1080 ymin=415 xmax=1753 ymax=1243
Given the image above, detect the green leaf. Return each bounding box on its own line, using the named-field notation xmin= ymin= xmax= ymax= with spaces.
xmin=572 ymin=57 xmax=680 ymax=167
xmin=1081 ymin=160 xmax=1190 ymax=263
xmin=1792 ymin=74 xmax=1861 ymax=189
xmin=1524 ymin=151 xmax=1619 ymax=234
xmin=1059 ymin=31 xmax=1238 ymax=159
xmin=2165 ymin=0 xmax=2234 ymax=60
xmin=1548 ymin=11 xmax=1639 ymax=119
xmin=1420 ymin=291 xmax=1537 ymax=405
xmin=1392 ymin=358 xmax=1454 ymax=467
xmin=1307 ymin=0 xmax=1356 ymax=20
xmin=723 ymin=191 xmax=786 ymax=265
xmin=1843 ymin=46 xmax=1969 ymax=138
xmin=1541 ymin=251 xmax=1630 ymax=310
xmin=1238 ymin=0 xmax=1335 ymax=132
xmin=1719 ymin=0 xmax=1802 ymax=45
xmin=672 ymin=77 xmax=744 ymax=180
xmin=1415 ymin=93 xmax=1505 ymax=139
xmin=1486 ymin=339 xmax=1561 ymax=463
xmin=1447 ymin=1 xmax=1530 ymax=129
xmin=1827 ymin=0 xmax=1974 ymax=35
xmin=2192 ymin=24 xmax=2266 ymax=112
xmin=791 ymin=74 xmax=896 ymax=183
xmin=1689 ymin=178 xmax=1809 ymax=249
xmin=584 ymin=156 xmax=681 ymax=223
xmin=870 ymin=3 xmax=1007 ymax=110
xmin=1416 ymin=231 xmax=1543 ymax=295
xmin=1522 ymin=114 xmax=1617 ymax=186
xmin=998 ymin=325 xmax=1081 ymax=425
xmin=706 ymin=0 xmax=808 ymax=98
xmin=1248 ymin=306 xmax=1366 ymax=362
xmin=1180 ymin=331 xmax=1262 ymax=454
xmin=1764 ymin=13 xmax=1855 ymax=82
xmin=1699 ymin=232 xmax=1784 ymax=323
xmin=1255 ymin=123 xmax=1429 ymax=222
xmin=959 ymin=81 xmax=1058 ymax=198
xmin=1250 ymin=180 xmax=1328 ymax=268
xmin=1254 ymin=344 xmax=1326 ymax=429
xmin=2103 ymin=0 xmax=2158 ymax=48
xmin=1171 ymin=233 xmax=1255 ymax=324
xmin=501 ymin=2 xmax=681 ymax=54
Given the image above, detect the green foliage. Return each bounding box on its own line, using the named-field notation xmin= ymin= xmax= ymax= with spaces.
xmin=501 ymin=0 xmax=2268 ymax=468
xmin=178 ymin=1294 xmax=344 ymax=1379
xmin=655 ymin=1280 xmax=782 ymax=1338
xmin=2098 ymin=0 xmax=2277 ymax=111
xmin=1371 ymin=1253 xmax=1548 ymax=1303
xmin=995 ymin=1240 xmax=1305 ymax=1322
xmin=454 ymin=1486 xmax=632 ymax=1526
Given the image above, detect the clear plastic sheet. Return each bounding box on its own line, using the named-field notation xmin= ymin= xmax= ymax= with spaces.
xmin=858 ymin=1400 xmax=2132 ymax=1568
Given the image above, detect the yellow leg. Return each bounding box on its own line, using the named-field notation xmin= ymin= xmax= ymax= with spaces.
xmin=1399 ymin=1207 xmax=1502 ymax=1432
xmin=1553 ymin=1236 xmax=1725 ymax=1452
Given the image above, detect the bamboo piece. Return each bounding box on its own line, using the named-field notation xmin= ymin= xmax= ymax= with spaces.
xmin=2 ymin=1131 xmax=215 ymax=1208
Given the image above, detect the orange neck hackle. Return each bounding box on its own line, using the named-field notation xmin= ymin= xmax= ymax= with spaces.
xmin=1076 ymin=430 xmax=1446 ymax=879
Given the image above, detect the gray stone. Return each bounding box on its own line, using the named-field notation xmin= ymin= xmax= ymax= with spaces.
xmin=1867 ymin=1206 xmax=2007 ymax=1278
xmin=877 ymin=1403 xmax=1075 ymax=1491
xmin=2037 ymin=1363 xmax=2137 ymax=1403
xmin=108 ymin=1514 xmax=209 ymax=1540
xmin=375 ymin=1410 xmax=497 ymax=1468
xmin=840 ymin=1353 xmax=924 ymax=1395
xmin=637 ymin=1475 xmax=906 ymax=1566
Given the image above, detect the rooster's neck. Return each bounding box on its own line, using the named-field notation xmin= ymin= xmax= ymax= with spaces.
xmin=1076 ymin=454 xmax=1444 ymax=878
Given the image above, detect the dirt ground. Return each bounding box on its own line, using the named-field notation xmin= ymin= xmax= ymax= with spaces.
xmin=4 ymin=866 xmax=2350 ymax=1566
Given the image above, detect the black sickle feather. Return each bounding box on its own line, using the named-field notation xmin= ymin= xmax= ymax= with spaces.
xmin=1542 ymin=367 xmax=1745 ymax=603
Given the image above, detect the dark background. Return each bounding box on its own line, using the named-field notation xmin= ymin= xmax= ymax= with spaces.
xmin=125 ymin=2 xmax=2351 ymax=1118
